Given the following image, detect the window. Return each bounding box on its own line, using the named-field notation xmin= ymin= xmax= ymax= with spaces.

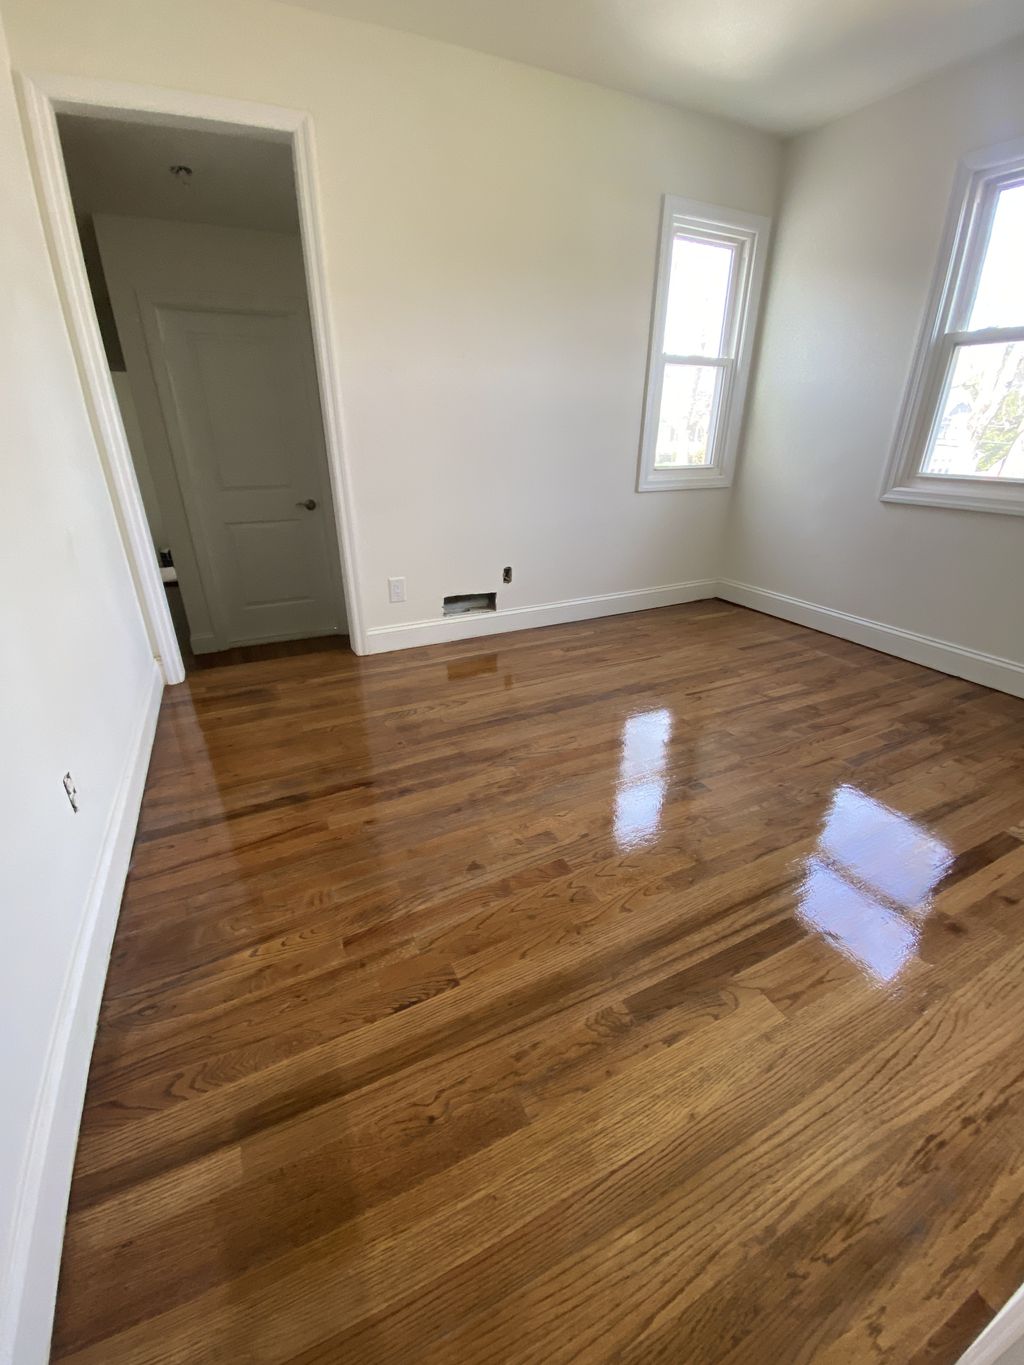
xmin=638 ymin=196 xmax=770 ymax=491
xmin=882 ymin=138 xmax=1024 ymax=515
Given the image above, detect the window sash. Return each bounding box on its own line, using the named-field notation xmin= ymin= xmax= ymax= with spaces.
xmin=661 ymin=227 xmax=744 ymax=364
xmin=880 ymin=138 xmax=1024 ymax=515
xmin=652 ymin=359 xmax=731 ymax=470
xmin=948 ymin=172 xmax=1024 ymax=333
xmin=919 ymin=336 xmax=1024 ymax=484
xmin=662 ymin=351 xmax=732 ymax=366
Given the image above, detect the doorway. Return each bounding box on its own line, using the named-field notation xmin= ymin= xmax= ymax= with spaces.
xmin=18 ymin=75 xmax=364 ymax=679
xmin=57 ymin=113 xmax=346 ymax=669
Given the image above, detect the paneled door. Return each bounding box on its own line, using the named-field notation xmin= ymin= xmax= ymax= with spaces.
xmin=155 ymin=305 xmax=339 ymax=646
xmin=96 ymin=216 xmax=345 ymax=652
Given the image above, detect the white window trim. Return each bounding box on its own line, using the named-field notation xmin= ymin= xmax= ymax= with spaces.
xmin=638 ymin=195 xmax=770 ymax=492
xmin=881 ymin=135 xmax=1024 ymax=517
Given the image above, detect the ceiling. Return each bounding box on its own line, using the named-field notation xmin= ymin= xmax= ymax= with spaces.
xmin=58 ymin=115 xmax=299 ymax=368
xmin=269 ymin=0 xmax=1024 ymax=132
xmin=57 ymin=115 xmax=298 ymax=231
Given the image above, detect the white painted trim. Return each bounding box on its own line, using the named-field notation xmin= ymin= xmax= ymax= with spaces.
xmin=881 ymin=480 xmax=1024 ymax=517
xmin=0 ymin=662 xmax=162 ymax=1365
xmin=371 ymin=577 xmax=1024 ymax=697
xmin=957 ymin=1281 xmax=1024 ymax=1365
xmin=291 ymin=114 xmax=366 ymax=654
xmin=15 ymin=72 xmax=367 ymax=657
xmin=880 ymin=135 xmax=1024 ymax=517
xmin=637 ymin=195 xmax=770 ymax=493
xmin=17 ymin=77 xmax=185 ymax=684
xmin=364 ymin=580 xmax=718 ymax=653
xmin=18 ymin=71 xmax=305 ymax=137
xmin=717 ymin=580 xmax=1024 ymax=698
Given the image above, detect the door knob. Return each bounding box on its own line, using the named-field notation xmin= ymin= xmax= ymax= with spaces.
xmin=297 ymin=498 xmax=317 ymax=511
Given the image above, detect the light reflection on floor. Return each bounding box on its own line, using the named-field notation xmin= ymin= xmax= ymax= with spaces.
xmin=614 ymin=708 xmax=673 ymax=849
xmin=798 ymin=785 xmax=954 ymax=984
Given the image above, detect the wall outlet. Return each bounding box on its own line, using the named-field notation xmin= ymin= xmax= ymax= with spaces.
xmin=63 ymin=771 xmax=79 ymax=813
xmin=388 ymin=576 xmax=406 ymax=604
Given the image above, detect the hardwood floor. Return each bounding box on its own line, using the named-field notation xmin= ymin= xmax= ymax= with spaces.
xmin=163 ymin=581 xmax=348 ymax=672
xmin=51 ymin=602 xmax=1024 ymax=1364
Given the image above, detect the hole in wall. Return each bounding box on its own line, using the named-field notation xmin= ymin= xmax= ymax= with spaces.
xmin=443 ymin=592 xmax=497 ymax=617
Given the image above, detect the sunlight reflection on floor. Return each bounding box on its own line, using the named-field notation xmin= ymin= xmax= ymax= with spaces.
xmin=613 ymin=708 xmax=673 ymax=850
xmin=798 ymin=785 xmax=953 ymax=983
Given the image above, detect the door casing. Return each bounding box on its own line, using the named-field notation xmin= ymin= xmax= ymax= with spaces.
xmin=16 ymin=72 xmax=366 ymax=677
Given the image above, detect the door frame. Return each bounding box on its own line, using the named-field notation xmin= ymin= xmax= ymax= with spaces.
xmin=15 ymin=71 xmax=366 ymax=679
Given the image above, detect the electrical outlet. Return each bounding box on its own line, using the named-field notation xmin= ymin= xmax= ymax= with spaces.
xmin=388 ymin=576 xmax=406 ymax=604
xmin=63 ymin=772 xmax=79 ymax=813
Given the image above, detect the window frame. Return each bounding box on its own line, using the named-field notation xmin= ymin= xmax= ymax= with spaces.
xmin=637 ymin=195 xmax=770 ymax=493
xmin=881 ymin=136 xmax=1024 ymax=517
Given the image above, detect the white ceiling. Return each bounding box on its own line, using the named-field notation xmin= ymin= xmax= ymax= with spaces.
xmin=269 ymin=0 xmax=1024 ymax=132
xmin=57 ymin=115 xmax=298 ymax=230
xmin=58 ymin=115 xmax=300 ymax=369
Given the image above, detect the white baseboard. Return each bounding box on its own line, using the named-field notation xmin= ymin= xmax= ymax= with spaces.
xmin=718 ymin=579 xmax=1024 ymax=699
xmin=362 ymin=580 xmax=719 ymax=654
xmin=357 ymin=577 xmax=1024 ymax=699
xmin=957 ymin=1282 xmax=1024 ymax=1365
xmin=1 ymin=662 xmax=163 ymax=1365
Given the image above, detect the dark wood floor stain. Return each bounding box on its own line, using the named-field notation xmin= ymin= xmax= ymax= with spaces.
xmin=51 ymin=602 xmax=1024 ymax=1363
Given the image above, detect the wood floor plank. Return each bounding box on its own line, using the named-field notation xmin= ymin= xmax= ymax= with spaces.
xmin=51 ymin=602 xmax=1024 ymax=1363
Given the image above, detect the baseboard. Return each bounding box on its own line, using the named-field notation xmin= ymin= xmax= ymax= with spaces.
xmin=956 ymin=1281 xmax=1024 ymax=1364
xmin=362 ymin=580 xmax=719 ymax=654
xmin=717 ymin=580 xmax=1024 ymax=699
xmin=1 ymin=661 xmax=163 ymax=1365
xmin=361 ymin=578 xmax=1024 ymax=698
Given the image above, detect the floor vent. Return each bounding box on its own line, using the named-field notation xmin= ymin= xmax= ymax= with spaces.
xmin=443 ymin=592 xmax=497 ymax=617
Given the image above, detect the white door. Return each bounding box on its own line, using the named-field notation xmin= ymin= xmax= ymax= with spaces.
xmin=96 ymin=216 xmax=345 ymax=652
xmin=155 ymin=305 xmax=340 ymax=646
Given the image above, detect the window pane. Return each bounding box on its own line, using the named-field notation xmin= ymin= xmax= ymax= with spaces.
xmin=923 ymin=340 xmax=1024 ymax=479
xmin=663 ymin=234 xmax=734 ymax=357
xmin=654 ymin=363 xmax=720 ymax=467
xmin=968 ymin=183 xmax=1024 ymax=331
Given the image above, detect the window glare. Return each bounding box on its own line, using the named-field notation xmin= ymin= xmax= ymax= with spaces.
xmin=923 ymin=340 xmax=1024 ymax=479
xmin=663 ymin=235 xmax=733 ymax=358
xmin=968 ymin=183 xmax=1024 ymax=331
xmin=655 ymin=363 xmax=719 ymax=467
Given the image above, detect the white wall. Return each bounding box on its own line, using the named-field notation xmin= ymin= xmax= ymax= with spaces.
xmin=0 ymin=9 xmax=159 ymax=1361
xmin=724 ymin=39 xmax=1024 ymax=671
xmin=1 ymin=0 xmax=781 ymax=643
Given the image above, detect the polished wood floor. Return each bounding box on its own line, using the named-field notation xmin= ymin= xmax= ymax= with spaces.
xmin=52 ymin=602 xmax=1024 ymax=1364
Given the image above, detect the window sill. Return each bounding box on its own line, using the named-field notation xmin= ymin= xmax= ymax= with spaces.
xmin=881 ymin=478 xmax=1024 ymax=517
xmin=638 ymin=467 xmax=732 ymax=492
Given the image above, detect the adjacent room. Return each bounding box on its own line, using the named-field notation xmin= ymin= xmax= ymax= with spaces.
xmin=1 ymin=1 xmax=1022 ymax=1362
xmin=59 ymin=113 xmax=350 ymax=666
